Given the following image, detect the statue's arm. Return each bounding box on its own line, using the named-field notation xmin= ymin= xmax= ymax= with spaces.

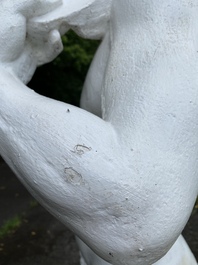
xmin=0 ymin=1 xmax=197 ymax=264
xmin=0 ymin=69 xmax=193 ymax=265
xmin=0 ymin=0 xmax=64 ymax=84
xmin=0 ymin=68 xmax=119 ymax=260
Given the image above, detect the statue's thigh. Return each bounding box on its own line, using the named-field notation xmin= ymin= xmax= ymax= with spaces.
xmin=76 ymin=236 xmax=111 ymax=265
xmin=77 ymin=235 xmax=197 ymax=265
xmin=153 ymin=235 xmax=197 ymax=265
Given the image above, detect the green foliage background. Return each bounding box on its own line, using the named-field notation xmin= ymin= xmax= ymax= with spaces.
xmin=28 ymin=31 xmax=99 ymax=106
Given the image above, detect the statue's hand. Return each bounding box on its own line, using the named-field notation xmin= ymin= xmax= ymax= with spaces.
xmin=28 ymin=0 xmax=112 ymax=40
xmin=0 ymin=0 xmax=63 ymax=84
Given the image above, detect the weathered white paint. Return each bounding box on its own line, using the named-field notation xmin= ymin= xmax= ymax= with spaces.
xmin=154 ymin=235 xmax=197 ymax=265
xmin=0 ymin=1 xmax=197 ymax=265
xmin=76 ymin=235 xmax=198 ymax=265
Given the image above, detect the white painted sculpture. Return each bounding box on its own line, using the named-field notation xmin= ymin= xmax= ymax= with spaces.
xmin=0 ymin=0 xmax=197 ymax=264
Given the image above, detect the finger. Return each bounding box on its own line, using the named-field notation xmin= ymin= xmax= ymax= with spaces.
xmin=30 ymin=0 xmax=93 ymax=22
xmin=16 ymin=0 xmax=63 ymax=18
xmin=28 ymin=0 xmax=94 ymax=35
xmin=33 ymin=30 xmax=63 ymax=66
xmin=42 ymin=29 xmax=63 ymax=64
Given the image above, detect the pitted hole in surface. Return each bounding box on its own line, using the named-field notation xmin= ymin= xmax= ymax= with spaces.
xmin=73 ymin=144 xmax=92 ymax=155
xmin=64 ymin=167 xmax=84 ymax=185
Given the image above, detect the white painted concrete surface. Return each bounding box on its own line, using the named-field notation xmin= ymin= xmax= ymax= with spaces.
xmin=0 ymin=1 xmax=197 ymax=264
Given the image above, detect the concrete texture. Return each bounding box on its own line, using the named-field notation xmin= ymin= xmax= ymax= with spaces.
xmin=0 ymin=159 xmax=197 ymax=265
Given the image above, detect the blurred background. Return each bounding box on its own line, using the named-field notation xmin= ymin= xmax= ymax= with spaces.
xmin=29 ymin=30 xmax=99 ymax=106
xmin=0 ymin=31 xmax=197 ymax=265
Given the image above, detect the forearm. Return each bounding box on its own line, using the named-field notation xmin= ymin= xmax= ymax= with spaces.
xmin=0 ymin=69 xmax=118 ymax=224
